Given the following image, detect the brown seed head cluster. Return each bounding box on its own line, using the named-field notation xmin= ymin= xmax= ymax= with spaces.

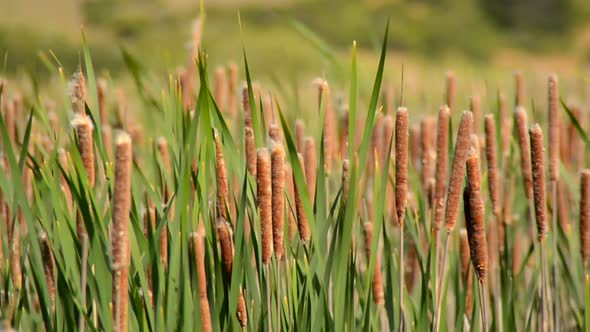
xmin=191 ymin=232 xmax=212 ymax=332
xmin=529 ymin=124 xmax=547 ymax=242
xmin=271 ymin=143 xmax=285 ymax=259
xmin=484 ymin=114 xmax=501 ymax=217
xmin=362 ymin=222 xmax=384 ymax=305
xmin=395 ymin=107 xmax=409 ymax=224
xmin=515 ymin=107 xmax=533 ymax=198
xmin=257 ymin=149 xmax=273 ymax=263
xmin=112 ymin=132 xmax=132 ymax=332
xmin=464 ymin=149 xmax=488 ymax=282
xmin=444 ymin=111 xmax=473 ymax=232
xmin=547 ymin=74 xmax=560 ymax=181
xmin=433 ymin=106 xmax=450 ymax=230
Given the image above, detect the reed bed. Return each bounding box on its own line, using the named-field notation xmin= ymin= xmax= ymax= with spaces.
xmin=0 ymin=22 xmax=589 ymax=332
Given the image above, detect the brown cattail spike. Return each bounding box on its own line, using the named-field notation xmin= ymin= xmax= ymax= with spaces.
xmin=72 ymin=115 xmax=95 ymax=187
xmin=530 ymin=124 xmax=547 ymax=242
xmin=444 ymin=111 xmax=473 ymax=232
xmin=214 ymin=131 xmax=230 ymax=220
xmin=580 ymin=170 xmax=590 ymax=267
xmin=294 ymin=153 xmax=310 ymax=243
xmin=271 ymin=143 xmax=285 ymax=259
xmin=68 ymin=71 xmax=86 ymax=115
xmin=434 ymin=106 xmax=450 ymax=230
xmin=243 ymin=87 xmax=257 ymax=176
xmin=484 ymin=114 xmax=501 ymax=217
xmin=362 ymin=222 xmax=384 ymax=304
xmin=515 ymin=107 xmax=533 ymax=198
xmin=395 ymin=107 xmax=409 ymax=224
xmin=191 ymin=232 xmax=212 ymax=332
xmin=548 ymin=74 xmax=560 ymax=181
xmin=216 ymin=217 xmax=234 ymax=274
xmin=112 ymin=132 xmax=132 ymax=332
xmin=40 ymin=233 xmax=56 ymax=308
xmin=465 ymin=149 xmax=488 ymax=282
xmin=257 ymin=149 xmax=273 ymax=263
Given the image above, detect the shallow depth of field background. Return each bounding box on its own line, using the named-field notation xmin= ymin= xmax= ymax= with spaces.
xmin=1 ymin=0 xmax=590 ymax=83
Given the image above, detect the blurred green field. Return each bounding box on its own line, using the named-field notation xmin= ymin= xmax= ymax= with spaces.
xmin=1 ymin=0 xmax=590 ymax=84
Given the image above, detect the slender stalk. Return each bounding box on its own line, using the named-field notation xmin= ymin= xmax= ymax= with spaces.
xmin=477 ymin=280 xmax=487 ymax=331
xmin=551 ymin=179 xmax=558 ymax=332
xmin=433 ymin=233 xmax=449 ymax=332
xmin=78 ymin=234 xmax=89 ymax=332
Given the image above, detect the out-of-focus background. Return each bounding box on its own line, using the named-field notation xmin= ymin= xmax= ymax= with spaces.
xmin=1 ymin=0 xmax=590 ymax=81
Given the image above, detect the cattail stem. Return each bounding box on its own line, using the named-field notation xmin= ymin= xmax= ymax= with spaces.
xmin=191 ymin=232 xmax=211 ymax=332
xmin=477 ymin=280 xmax=487 ymax=331
xmin=79 ymin=234 xmax=89 ymax=332
xmin=433 ymin=233 xmax=449 ymax=332
xmin=581 ymin=170 xmax=590 ymax=268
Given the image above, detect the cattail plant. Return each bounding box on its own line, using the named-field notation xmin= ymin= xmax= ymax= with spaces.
xmin=433 ymin=106 xmax=450 ymax=231
xmin=111 ymin=132 xmax=132 ymax=332
xmin=464 ymin=149 xmax=488 ymax=329
xmin=285 ymin=165 xmax=297 ymax=241
xmin=72 ymin=115 xmax=95 ymax=240
xmin=530 ymin=123 xmax=549 ymax=328
xmin=214 ymin=131 xmax=230 ymax=220
xmin=362 ymin=222 xmax=384 ymax=305
xmin=515 ymin=107 xmax=533 ymax=199
xmin=304 ymin=137 xmax=317 ymax=204
xmin=68 ymin=71 xmax=86 ymax=115
xmin=395 ymin=107 xmax=408 ymax=327
xmin=420 ymin=116 xmax=436 ymax=191
xmin=98 ymin=79 xmax=107 ymax=125
xmin=434 ymin=110 xmax=472 ymax=332
xmin=243 ymin=87 xmax=256 ymax=176
xmin=40 ymin=233 xmax=56 ymax=309
xmin=547 ymin=74 xmax=559 ymax=183
xmin=445 ymin=71 xmax=456 ymax=111
xmin=484 ymin=114 xmax=501 ymax=218
xmin=342 ymin=159 xmax=350 ymax=204
xmin=395 ymin=107 xmax=409 ymax=223
xmin=191 ymin=232 xmax=212 ymax=332
xmin=444 ymin=111 xmax=473 ymax=232
xmin=530 ymin=124 xmax=547 ymax=242
xmin=271 ymin=142 xmax=285 ymax=259
xmin=257 ymin=149 xmax=273 ymax=263
xmin=294 ymin=153 xmax=310 ymax=243
xmin=581 ymin=170 xmax=590 ymax=267
xmin=216 ymin=217 xmax=234 ymax=275
xmin=157 ymin=137 xmax=172 ymax=267
xmin=459 ymin=229 xmax=474 ymax=316
xmin=269 ymin=123 xmax=281 ymax=144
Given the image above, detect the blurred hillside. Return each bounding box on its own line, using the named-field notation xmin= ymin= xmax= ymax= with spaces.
xmin=1 ymin=0 xmax=590 ymax=80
